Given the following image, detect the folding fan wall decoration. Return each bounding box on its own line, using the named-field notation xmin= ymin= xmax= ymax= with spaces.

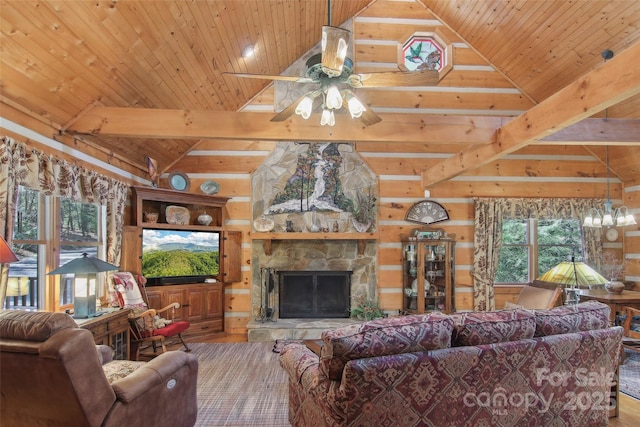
xmin=224 ymin=0 xmax=443 ymax=127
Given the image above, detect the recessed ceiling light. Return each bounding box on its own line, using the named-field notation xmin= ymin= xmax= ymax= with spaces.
xmin=242 ymin=45 xmax=255 ymax=58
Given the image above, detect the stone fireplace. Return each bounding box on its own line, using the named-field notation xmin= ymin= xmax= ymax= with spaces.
xmin=249 ymin=142 xmax=379 ymax=334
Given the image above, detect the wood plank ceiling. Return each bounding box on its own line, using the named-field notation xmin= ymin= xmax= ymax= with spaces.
xmin=1 ymin=0 xmax=638 ymax=182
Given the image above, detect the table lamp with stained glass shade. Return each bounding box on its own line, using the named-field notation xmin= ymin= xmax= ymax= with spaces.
xmin=535 ymin=258 xmax=608 ymax=305
xmin=47 ymin=253 xmax=119 ymax=318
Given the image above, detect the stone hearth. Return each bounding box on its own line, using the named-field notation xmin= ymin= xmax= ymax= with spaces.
xmin=247 ymin=318 xmax=361 ymax=342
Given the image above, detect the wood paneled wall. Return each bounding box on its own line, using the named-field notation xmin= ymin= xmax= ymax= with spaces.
xmin=1 ymin=0 xmax=637 ymax=335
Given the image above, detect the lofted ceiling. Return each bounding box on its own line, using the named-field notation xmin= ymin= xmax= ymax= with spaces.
xmin=0 ymin=0 xmax=639 ymax=183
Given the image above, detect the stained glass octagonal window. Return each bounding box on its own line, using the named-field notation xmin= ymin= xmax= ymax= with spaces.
xmin=398 ymin=31 xmax=452 ymax=77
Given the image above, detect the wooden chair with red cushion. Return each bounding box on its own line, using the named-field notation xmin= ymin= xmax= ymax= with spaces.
xmin=112 ymin=272 xmax=190 ymax=360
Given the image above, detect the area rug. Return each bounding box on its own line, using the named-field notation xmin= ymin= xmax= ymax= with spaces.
xmin=190 ymin=342 xmax=290 ymax=426
xmin=620 ymin=349 xmax=640 ymax=400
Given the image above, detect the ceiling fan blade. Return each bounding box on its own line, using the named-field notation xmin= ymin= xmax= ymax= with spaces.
xmin=359 ymin=108 xmax=382 ymax=127
xmin=321 ymin=26 xmax=350 ymax=77
xmin=222 ymin=72 xmax=314 ymax=84
xmin=351 ymin=70 xmax=440 ymax=88
xmin=271 ymin=92 xmax=322 ymax=122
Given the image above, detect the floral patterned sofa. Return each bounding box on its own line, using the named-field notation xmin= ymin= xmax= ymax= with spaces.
xmin=279 ymin=301 xmax=622 ymax=427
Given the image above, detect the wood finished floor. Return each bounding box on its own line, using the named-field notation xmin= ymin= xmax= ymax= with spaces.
xmin=206 ymin=334 xmax=640 ymax=426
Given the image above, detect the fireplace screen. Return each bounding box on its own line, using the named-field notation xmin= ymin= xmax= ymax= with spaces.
xmin=279 ymin=271 xmax=351 ymax=318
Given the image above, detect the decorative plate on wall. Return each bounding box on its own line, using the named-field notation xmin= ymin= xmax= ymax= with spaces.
xmin=168 ymin=171 xmax=190 ymax=192
xmin=200 ymin=180 xmax=220 ymax=195
xmin=605 ymin=228 xmax=619 ymax=241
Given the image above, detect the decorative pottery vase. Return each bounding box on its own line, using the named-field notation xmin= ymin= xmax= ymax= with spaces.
xmin=309 ymin=211 xmax=320 ymax=232
xmin=197 ymin=213 xmax=213 ymax=226
xmin=605 ymin=280 xmax=625 ymax=294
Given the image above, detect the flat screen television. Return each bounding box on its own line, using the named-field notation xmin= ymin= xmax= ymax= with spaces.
xmin=141 ymin=229 xmax=220 ymax=285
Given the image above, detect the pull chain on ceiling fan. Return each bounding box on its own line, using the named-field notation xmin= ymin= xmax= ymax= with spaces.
xmin=223 ymin=0 xmax=440 ymax=126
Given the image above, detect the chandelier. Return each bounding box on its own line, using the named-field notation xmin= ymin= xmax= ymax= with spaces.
xmin=583 ymin=146 xmax=636 ymax=228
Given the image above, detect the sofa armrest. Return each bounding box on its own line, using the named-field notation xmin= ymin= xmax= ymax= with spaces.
xmin=280 ymin=344 xmax=332 ymax=396
xmin=96 ymin=345 xmax=113 ymax=365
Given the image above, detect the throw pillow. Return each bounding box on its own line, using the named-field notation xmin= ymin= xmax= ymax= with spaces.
xmin=319 ymin=313 xmax=453 ymax=381
xmin=533 ymin=300 xmax=611 ymax=337
xmin=112 ymin=272 xmax=146 ymax=309
xmin=504 ymin=301 xmax=525 ymax=310
xmin=102 ymin=360 xmax=146 ymax=383
xmin=451 ymin=309 xmax=536 ymax=347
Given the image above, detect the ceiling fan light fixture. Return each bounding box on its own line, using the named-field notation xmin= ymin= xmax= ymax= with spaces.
xmin=345 ymin=93 xmax=366 ymax=118
xmin=321 ymin=26 xmax=350 ymax=76
xmin=325 ymin=85 xmax=342 ymax=109
xmin=320 ymin=108 xmax=335 ymax=126
xmin=295 ymin=94 xmax=314 ymax=119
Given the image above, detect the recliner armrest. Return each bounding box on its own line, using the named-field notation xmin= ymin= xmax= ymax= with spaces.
xmin=110 ymin=351 xmax=198 ymax=403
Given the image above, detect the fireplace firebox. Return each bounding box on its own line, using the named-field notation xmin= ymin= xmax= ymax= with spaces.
xmin=279 ymin=271 xmax=351 ymax=318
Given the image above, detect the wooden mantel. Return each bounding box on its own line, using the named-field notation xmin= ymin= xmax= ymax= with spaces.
xmin=250 ymin=232 xmax=379 ymax=256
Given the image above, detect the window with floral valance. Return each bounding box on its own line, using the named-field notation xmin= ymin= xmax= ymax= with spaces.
xmin=472 ymin=197 xmax=603 ymax=311
xmin=0 ymin=136 xmax=129 ymax=308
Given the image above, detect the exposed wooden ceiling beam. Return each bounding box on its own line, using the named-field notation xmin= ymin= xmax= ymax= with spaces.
xmin=537 ymin=118 xmax=640 ymax=145
xmin=66 ymin=109 xmax=639 ymax=146
xmin=67 ymin=109 xmax=502 ymax=145
xmin=421 ymin=40 xmax=640 ymax=188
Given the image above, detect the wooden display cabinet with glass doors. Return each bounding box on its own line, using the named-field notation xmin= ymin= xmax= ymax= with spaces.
xmin=402 ymin=228 xmax=456 ymax=314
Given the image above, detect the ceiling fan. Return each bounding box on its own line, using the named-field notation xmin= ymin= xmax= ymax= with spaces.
xmin=223 ymin=0 xmax=440 ymax=126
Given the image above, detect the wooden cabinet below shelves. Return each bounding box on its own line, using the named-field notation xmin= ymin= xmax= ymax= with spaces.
xmin=144 ymin=282 xmax=225 ymax=341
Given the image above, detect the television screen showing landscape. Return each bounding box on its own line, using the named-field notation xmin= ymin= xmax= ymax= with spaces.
xmin=141 ymin=229 xmax=220 ymax=278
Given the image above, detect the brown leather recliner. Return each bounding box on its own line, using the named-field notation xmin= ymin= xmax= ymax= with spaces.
xmin=0 ymin=310 xmax=199 ymax=427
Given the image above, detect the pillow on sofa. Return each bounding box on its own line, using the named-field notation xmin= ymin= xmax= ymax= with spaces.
xmin=451 ymin=309 xmax=536 ymax=347
xmin=533 ymin=300 xmax=610 ymax=337
xmin=319 ymin=313 xmax=453 ymax=381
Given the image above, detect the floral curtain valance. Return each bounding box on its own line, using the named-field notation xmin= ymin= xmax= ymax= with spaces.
xmin=0 ymin=136 xmax=129 ymax=304
xmin=472 ymin=197 xmax=604 ymax=311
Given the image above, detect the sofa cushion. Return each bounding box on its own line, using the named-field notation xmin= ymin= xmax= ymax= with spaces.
xmin=533 ymin=300 xmax=610 ymax=337
xmin=320 ymin=313 xmax=453 ymax=381
xmin=451 ymin=309 xmax=536 ymax=347
xmin=0 ymin=310 xmax=77 ymax=342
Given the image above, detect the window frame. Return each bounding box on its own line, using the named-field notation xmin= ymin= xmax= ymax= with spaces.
xmin=495 ymin=218 xmax=583 ymax=285
xmin=8 ymin=186 xmax=107 ymax=312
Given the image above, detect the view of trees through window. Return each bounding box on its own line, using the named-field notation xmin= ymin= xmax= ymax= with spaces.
xmin=495 ymin=219 xmax=583 ymax=283
xmin=6 ymin=186 xmax=104 ymax=311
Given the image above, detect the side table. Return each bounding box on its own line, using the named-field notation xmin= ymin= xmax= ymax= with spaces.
xmin=76 ymin=308 xmax=131 ymax=360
